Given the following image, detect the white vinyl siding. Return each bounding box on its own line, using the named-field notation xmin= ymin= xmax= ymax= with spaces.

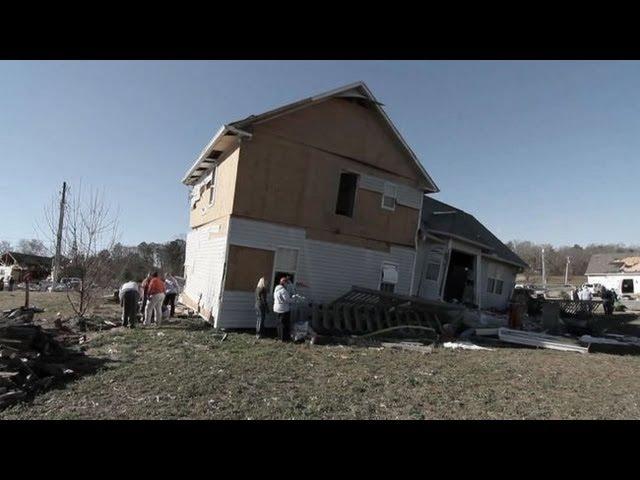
xmin=358 ymin=175 xmax=423 ymax=209
xmin=480 ymin=257 xmax=518 ymax=310
xmin=183 ymin=223 xmax=228 ymax=324
xmin=218 ymin=217 xmax=416 ymax=328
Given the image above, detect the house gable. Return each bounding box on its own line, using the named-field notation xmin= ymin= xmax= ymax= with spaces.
xmin=246 ymin=96 xmax=429 ymax=188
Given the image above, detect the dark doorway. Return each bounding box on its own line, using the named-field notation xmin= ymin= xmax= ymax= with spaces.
xmin=622 ymin=278 xmax=634 ymax=294
xmin=443 ymin=250 xmax=476 ymax=305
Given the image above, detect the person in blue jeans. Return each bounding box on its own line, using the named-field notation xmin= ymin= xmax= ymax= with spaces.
xmin=255 ymin=277 xmax=269 ymax=339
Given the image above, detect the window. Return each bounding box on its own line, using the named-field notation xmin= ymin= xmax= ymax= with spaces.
xmin=487 ymin=277 xmax=496 ymax=294
xmin=495 ymin=279 xmax=504 ymax=295
xmin=207 ymin=167 xmax=216 ymax=206
xmin=380 ymin=263 xmax=398 ymax=293
xmin=335 ymin=172 xmax=358 ymax=217
xmin=381 ymin=182 xmax=397 ymax=211
xmin=425 ymin=262 xmax=440 ymax=282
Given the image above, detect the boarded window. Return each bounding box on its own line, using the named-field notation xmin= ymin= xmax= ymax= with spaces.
xmin=425 ymin=262 xmax=440 ymax=282
xmin=381 ymin=182 xmax=397 ymax=211
xmin=225 ymin=245 xmax=275 ymax=292
xmin=335 ymin=172 xmax=358 ymax=217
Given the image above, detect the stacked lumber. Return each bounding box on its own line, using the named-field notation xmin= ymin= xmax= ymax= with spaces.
xmin=0 ymin=309 xmax=98 ymax=410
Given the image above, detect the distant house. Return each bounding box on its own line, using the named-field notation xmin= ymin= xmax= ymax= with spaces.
xmin=585 ymin=254 xmax=640 ymax=296
xmin=412 ymin=197 xmax=528 ymax=310
xmin=0 ymin=252 xmax=53 ymax=283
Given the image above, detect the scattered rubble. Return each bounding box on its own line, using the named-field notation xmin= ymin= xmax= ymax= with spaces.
xmin=0 ymin=307 xmax=109 ymax=410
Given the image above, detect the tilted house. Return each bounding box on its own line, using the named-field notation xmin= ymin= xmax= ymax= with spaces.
xmin=585 ymin=253 xmax=640 ymax=296
xmin=412 ymin=197 xmax=527 ymax=310
xmin=181 ymin=82 xmax=439 ymax=327
xmin=0 ymin=252 xmax=53 ymax=283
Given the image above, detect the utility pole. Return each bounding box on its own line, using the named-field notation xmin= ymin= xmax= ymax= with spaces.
xmin=564 ymin=256 xmax=570 ymax=285
xmin=52 ymin=181 xmax=66 ymax=284
xmin=541 ymin=248 xmax=546 ymax=287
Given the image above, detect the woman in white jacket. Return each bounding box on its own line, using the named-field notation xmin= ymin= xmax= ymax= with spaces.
xmin=273 ymin=276 xmax=294 ymax=342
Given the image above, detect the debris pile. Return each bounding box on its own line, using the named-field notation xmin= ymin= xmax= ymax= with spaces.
xmin=0 ymin=307 xmax=106 ymax=410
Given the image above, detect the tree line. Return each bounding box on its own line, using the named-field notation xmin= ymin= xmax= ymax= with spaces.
xmin=1 ymin=237 xmax=186 ymax=285
xmin=506 ymin=241 xmax=640 ymax=279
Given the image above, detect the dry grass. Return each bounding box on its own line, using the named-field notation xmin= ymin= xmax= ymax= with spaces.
xmin=2 ymin=291 xmax=640 ymax=419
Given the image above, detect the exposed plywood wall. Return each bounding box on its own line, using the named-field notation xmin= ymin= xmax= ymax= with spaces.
xmin=234 ymin=133 xmax=420 ymax=248
xmin=190 ymin=147 xmax=240 ymax=229
xmin=225 ymin=244 xmax=275 ymax=292
xmin=251 ymin=98 xmax=426 ymax=185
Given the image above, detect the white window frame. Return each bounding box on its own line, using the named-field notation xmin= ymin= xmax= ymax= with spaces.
xmin=379 ymin=261 xmax=399 ymax=292
xmin=207 ymin=166 xmax=217 ymax=206
xmin=381 ymin=182 xmax=397 ymax=211
xmin=271 ymin=245 xmax=301 ymax=291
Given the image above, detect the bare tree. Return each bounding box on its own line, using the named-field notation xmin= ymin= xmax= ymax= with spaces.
xmin=43 ymin=185 xmax=120 ymax=319
xmin=0 ymin=240 xmax=11 ymax=253
xmin=17 ymin=238 xmax=48 ymax=256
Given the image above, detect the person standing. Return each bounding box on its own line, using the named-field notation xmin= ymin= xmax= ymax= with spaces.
xmin=140 ymin=273 xmax=151 ymax=315
xmin=8 ymin=276 xmax=14 ymax=292
xmin=163 ymin=274 xmax=179 ymax=318
xmin=273 ymin=276 xmax=293 ymax=342
xmin=0 ymin=277 xmax=4 ymax=292
xmin=119 ymin=279 xmax=142 ymax=328
xmin=144 ymin=272 xmax=166 ymax=326
xmin=255 ymin=277 xmax=269 ymax=339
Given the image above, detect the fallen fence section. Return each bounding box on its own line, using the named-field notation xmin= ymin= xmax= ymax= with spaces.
xmin=497 ymin=328 xmax=588 ymax=353
xmin=309 ymin=286 xmax=466 ymax=337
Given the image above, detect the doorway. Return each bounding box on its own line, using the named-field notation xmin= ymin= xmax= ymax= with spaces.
xmin=443 ymin=250 xmax=476 ymax=305
xmin=622 ymin=278 xmax=634 ymax=294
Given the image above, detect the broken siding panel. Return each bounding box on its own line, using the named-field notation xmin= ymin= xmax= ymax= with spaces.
xmin=359 ymin=174 xmax=423 ymax=209
xmin=183 ymin=224 xmax=228 ymax=323
xmin=415 ymin=240 xmax=446 ymax=300
xmin=218 ymin=216 xmax=415 ymax=328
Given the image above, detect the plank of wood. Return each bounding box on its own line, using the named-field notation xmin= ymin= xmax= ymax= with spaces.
xmin=498 ymin=328 xmax=588 ymax=353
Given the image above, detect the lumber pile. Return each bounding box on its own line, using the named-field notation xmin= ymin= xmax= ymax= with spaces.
xmin=0 ymin=308 xmax=103 ymax=410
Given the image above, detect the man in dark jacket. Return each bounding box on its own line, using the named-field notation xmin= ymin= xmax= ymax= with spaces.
xmin=255 ymin=277 xmax=269 ymax=339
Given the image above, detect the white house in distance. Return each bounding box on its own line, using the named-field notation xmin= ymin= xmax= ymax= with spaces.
xmin=585 ymin=254 xmax=640 ymax=297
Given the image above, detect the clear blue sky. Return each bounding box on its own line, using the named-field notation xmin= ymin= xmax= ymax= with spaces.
xmin=1 ymin=61 xmax=638 ymax=248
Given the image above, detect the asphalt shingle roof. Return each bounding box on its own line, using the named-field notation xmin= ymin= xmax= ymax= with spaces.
xmin=421 ymin=196 xmax=528 ymax=269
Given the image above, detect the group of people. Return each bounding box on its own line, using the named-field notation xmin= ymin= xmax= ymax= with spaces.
xmin=571 ymin=284 xmax=618 ymax=315
xmin=255 ymin=274 xmax=298 ymax=342
xmin=0 ymin=276 xmax=15 ymax=291
xmin=118 ymin=272 xmax=181 ymax=328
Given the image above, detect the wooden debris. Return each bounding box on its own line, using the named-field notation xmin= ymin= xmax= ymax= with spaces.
xmin=381 ymin=342 xmax=434 ymax=354
xmin=498 ymin=328 xmax=588 ymax=353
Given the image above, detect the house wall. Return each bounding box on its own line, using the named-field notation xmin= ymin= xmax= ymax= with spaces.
xmin=189 ymin=147 xmax=240 ymax=229
xmin=181 ymin=217 xmax=230 ymax=323
xmin=587 ymin=274 xmax=640 ymax=295
xmin=217 ymin=217 xmax=416 ymax=328
xmin=232 ymin=98 xmax=425 ymax=250
xmin=480 ymin=257 xmax=518 ymax=310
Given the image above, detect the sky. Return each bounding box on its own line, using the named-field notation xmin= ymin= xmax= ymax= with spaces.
xmin=1 ymin=60 xmax=639 ymax=248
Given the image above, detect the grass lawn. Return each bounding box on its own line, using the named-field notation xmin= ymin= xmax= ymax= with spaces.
xmin=2 ymin=291 xmax=640 ymax=419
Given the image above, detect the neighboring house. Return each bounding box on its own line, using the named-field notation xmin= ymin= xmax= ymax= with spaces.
xmin=0 ymin=252 xmax=53 ymax=283
xmin=181 ymin=81 xmax=439 ymax=328
xmin=412 ymin=197 xmax=528 ymax=310
xmin=585 ymin=254 xmax=640 ymax=297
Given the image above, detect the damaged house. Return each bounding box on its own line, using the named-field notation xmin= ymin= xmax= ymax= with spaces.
xmin=0 ymin=252 xmax=53 ymax=283
xmin=585 ymin=254 xmax=640 ymax=296
xmin=180 ymin=81 xmax=524 ymax=327
xmin=413 ymin=197 xmax=527 ymax=310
